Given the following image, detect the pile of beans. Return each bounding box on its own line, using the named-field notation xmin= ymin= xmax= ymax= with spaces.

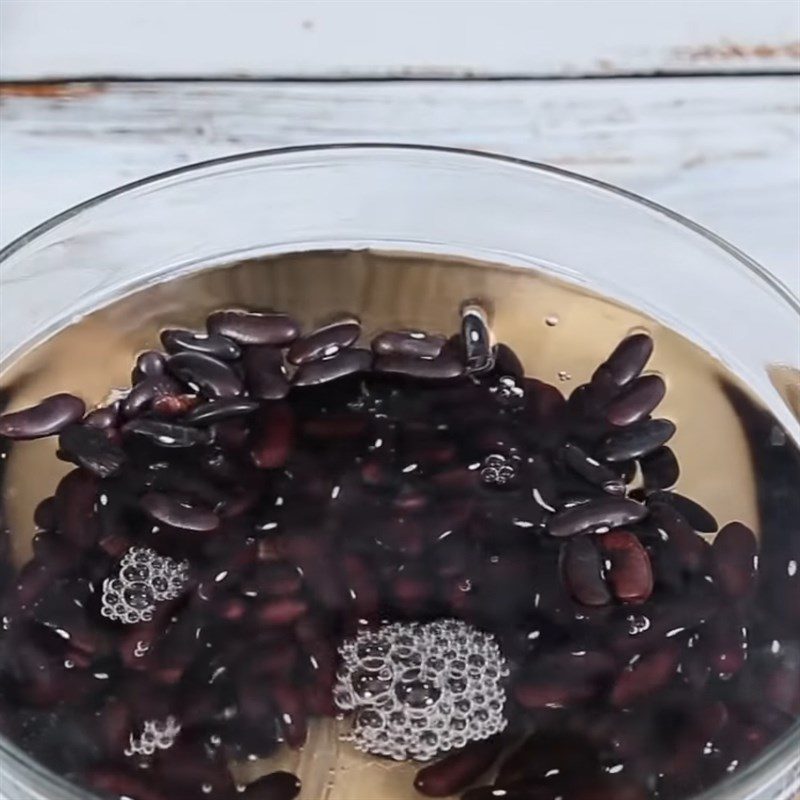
xmin=0 ymin=306 xmax=797 ymax=800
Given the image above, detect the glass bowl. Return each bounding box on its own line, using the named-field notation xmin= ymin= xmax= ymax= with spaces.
xmin=0 ymin=144 xmax=797 ymax=800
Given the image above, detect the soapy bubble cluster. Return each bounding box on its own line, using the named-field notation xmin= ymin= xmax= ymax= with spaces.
xmin=101 ymin=547 xmax=188 ymax=625
xmin=124 ymin=716 xmax=181 ymax=757
xmin=334 ymin=619 xmax=509 ymax=761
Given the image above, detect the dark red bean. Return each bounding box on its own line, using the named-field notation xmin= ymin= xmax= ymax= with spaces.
xmin=641 ymin=445 xmax=680 ymax=491
xmin=33 ymin=497 xmax=56 ymax=530
xmin=141 ymin=491 xmax=220 ymax=531
xmin=57 ymin=423 xmax=126 ymax=478
xmin=513 ymin=676 xmax=597 ymax=709
xmin=132 ymin=349 xmax=167 ymax=382
xmin=122 ymin=418 xmax=210 ymax=448
xmin=251 ymin=403 xmax=295 ymax=469
xmin=122 ymin=375 xmax=183 ymax=417
xmin=414 ymin=735 xmax=505 ymax=797
xmin=303 ymin=415 xmax=368 ymax=440
xmin=243 ymin=771 xmax=301 ymax=800
xmin=593 ymin=333 xmax=653 ymax=387
xmin=611 ymin=643 xmax=680 ymax=706
xmin=54 ymin=468 xmax=99 ymax=548
xmin=150 ymin=392 xmax=198 ymax=417
xmin=700 ymin=614 xmax=747 ymax=676
xmin=160 ymin=328 xmax=241 ymax=360
xmin=292 ymin=348 xmax=372 ymax=386
xmin=184 ymin=397 xmax=260 ymax=426
xmin=85 ymin=767 xmax=169 ymax=800
xmin=493 ymin=342 xmax=525 ymax=379
xmin=605 ymin=374 xmax=665 ymax=426
xmin=288 ymin=319 xmax=361 ymax=365
xmin=391 ymin=566 xmax=433 ymax=614
xmin=548 ymin=497 xmax=647 ymax=538
xmin=561 ymin=442 xmax=625 ymax=495
xmin=711 ymin=521 xmax=758 ymax=598
xmin=561 ymin=536 xmax=612 ymax=606
xmin=247 ymin=638 xmax=299 ymax=679
xmin=497 ymin=730 xmax=599 ymax=788
xmin=342 ymin=553 xmax=380 ymax=622
xmin=600 ymin=530 xmax=654 ymax=604
xmin=597 ymin=418 xmax=676 ymax=462
xmin=83 ymin=404 xmax=119 ymax=432
xmin=648 ymin=490 xmax=718 ymax=532
xmin=371 ymin=330 xmax=447 ymax=359
xmin=375 ymin=352 xmax=464 ymax=380
xmin=0 ymin=393 xmax=85 ymax=439
xmin=460 ymin=304 xmax=494 ymax=374
xmin=242 ymin=562 xmax=303 ymax=598
xmin=167 ymin=351 xmax=243 ymax=398
xmin=271 ymin=682 xmax=307 ymax=748
xmin=243 ymin=345 xmax=289 ymax=400
xmin=254 ymin=597 xmax=309 ymax=626
xmin=649 ymin=502 xmax=710 ymax=573
xmin=208 ymin=309 xmax=301 ymax=345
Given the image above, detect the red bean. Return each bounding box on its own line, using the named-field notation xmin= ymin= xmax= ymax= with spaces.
xmin=0 ymin=393 xmax=85 ymax=439
xmin=414 ymin=735 xmax=505 ymax=796
xmin=122 ymin=375 xmax=183 ymax=417
xmin=371 ymin=330 xmax=446 ymax=359
xmin=132 ymin=349 xmax=167 ymax=381
xmin=238 ymin=345 xmax=286 ymax=400
xmin=641 ymin=446 xmax=680 ymax=491
xmin=649 ymin=502 xmax=710 ymax=573
xmin=561 ymin=536 xmax=612 ymax=607
xmin=648 ymin=490 xmax=718 ymax=533
xmin=58 ymin=423 xmax=126 ymax=478
xmin=243 ymin=771 xmax=301 ymax=800
xmin=597 ymin=418 xmax=676 ymax=462
xmin=605 ymin=374 xmax=666 ymax=426
xmin=185 ymin=397 xmax=260 ymax=426
xmin=85 ymin=767 xmax=170 ymax=800
xmin=141 ymin=491 xmax=220 ymax=532
xmin=242 ymin=561 xmax=303 ymax=598
xmin=271 ymin=681 xmax=307 ymax=748
xmin=83 ymin=404 xmax=119 ymax=432
xmin=254 ymin=597 xmax=309 ymax=627
xmin=493 ymin=342 xmax=525 ymax=379
xmin=167 ymin=351 xmax=243 ymax=398
xmin=292 ymin=348 xmax=373 ymax=386
xmin=611 ymin=643 xmax=681 ymax=707
xmin=122 ymin=417 xmax=210 ymax=448
xmin=54 ymin=469 xmax=99 ymax=548
xmin=161 ymin=328 xmax=241 ymax=360
xmin=711 ymin=521 xmax=758 ymax=598
xmin=593 ymin=333 xmax=653 ymax=387
xmin=208 ymin=309 xmax=301 ymax=345
xmin=496 ymin=730 xmax=600 ymax=788
xmin=288 ymin=319 xmax=361 ymax=365
xmin=600 ymin=530 xmax=654 ymax=604
xmin=548 ymin=497 xmax=647 ymax=538
xmin=700 ymin=614 xmax=747 ymax=677
xmin=461 ymin=305 xmax=494 ymax=374
xmin=251 ymin=403 xmax=295 ymax=469
xmin=561 ymin=442 xmax=625 ymax=495
xmin=342 ymin=554 xmax=380 ymax=622
xmin=375 ymin=352 xmax=464 ymax=380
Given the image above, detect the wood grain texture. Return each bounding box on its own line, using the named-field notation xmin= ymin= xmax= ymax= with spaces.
xmin=0 ymin=0 xmax=798 ymax=79
xmin=1 ymin=78 xmax=798 ymax=292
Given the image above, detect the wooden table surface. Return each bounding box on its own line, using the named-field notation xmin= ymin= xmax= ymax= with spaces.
xmin=1 ymin=0 xmax=799 ymax=295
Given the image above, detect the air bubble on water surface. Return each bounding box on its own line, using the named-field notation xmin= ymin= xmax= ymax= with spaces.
xmin=335 ymin=619 xmax=508 ymax=761
xmin=101 ymin=547 xmax=189 ymax=625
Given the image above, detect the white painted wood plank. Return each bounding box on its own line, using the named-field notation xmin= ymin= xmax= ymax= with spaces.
xmin=1 ymin=0 xmax=798 ymax=79
xmin=1 ymin=78 xmax=798 ymax=294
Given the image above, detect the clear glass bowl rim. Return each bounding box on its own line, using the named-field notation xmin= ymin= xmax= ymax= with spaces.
xmin=0 ymin=142 xmax=797 ymax=800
